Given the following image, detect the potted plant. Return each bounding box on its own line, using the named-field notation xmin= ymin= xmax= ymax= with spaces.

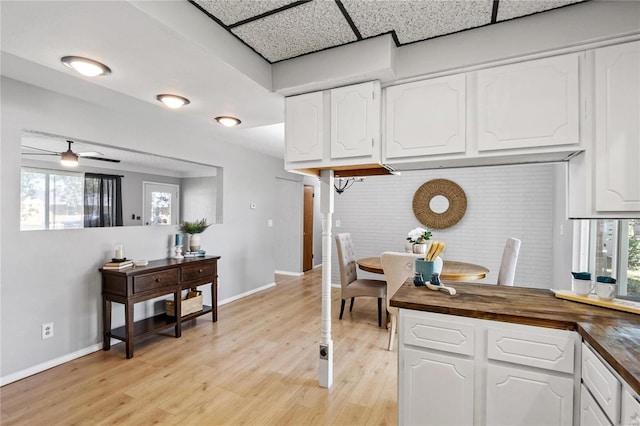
xmin=180 ymin=218 xmax=211 ymax=252
xmin=406 ymin=227 xmax=432 ymax=254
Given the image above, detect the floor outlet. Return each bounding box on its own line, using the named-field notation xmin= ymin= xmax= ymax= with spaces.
xmin=42 ymin=322 xmax=53 ymax=339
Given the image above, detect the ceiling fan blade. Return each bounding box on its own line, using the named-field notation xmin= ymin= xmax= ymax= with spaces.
xmin=22 ymin=145 xmax=61 ymax=154
xmin=81 ymin=156 xmax=121 ymax=163
xmin=22 ymin=152 xmax=58 ymax=156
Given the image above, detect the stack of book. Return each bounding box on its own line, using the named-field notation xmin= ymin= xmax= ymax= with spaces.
xmin=102 ymin=260 xmax=134 ymax=270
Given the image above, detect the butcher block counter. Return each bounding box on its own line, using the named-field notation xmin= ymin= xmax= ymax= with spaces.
xmin=390 ymin=281 xmax=640 ymax=396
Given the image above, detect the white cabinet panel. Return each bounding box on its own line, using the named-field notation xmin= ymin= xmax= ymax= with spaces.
xmin=330 ymin=81 xmax=380 ymax=159
xmin=487 ymin=327 xmax=575 ymax=374
xmin=385 ymin=74 xmax=466 ymax=159
xmin=581 ymin=343 xmax=621 ymax=424
xmin=403 ymin=311 xmax=475 ymax=356
xmin=622 ymin=388 xmax=640 ymax=426
xmin=477 ymin=53 xmax=581 ymax=151
xmin=486 ymin=363 xmax=574 ymax=426
xmin=285 ymin=91 xmax=325 ymax=163
xmin=594 ymin=40 xmax=640 ymax=212
xmin=403 ymin=347 xmax=474 ymax=426
xmin=581 ymin=384 xmax=613 ymax=426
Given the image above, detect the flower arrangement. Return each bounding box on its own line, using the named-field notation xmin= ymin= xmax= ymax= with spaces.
xmin=407 ymin=227 xmax=432 ymax=244
xmin=180 ymin=218 xmax=211 ymax=234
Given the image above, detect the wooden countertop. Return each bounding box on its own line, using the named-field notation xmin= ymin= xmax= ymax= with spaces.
xmin=390 ymin=281 xmax=640 ymax=395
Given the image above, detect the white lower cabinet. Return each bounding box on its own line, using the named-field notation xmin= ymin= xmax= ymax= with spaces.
xmin=622 ymin=388 xmax=640 ymax=426
xmin=403 ymin=347 xmax=474 ymax=426
xmin=486 ymin=364 xmax=574 ymax=426
xmin=581 ymin=384 xmax=613 ymax=426
xmin=398 ymin=310 xmax=580 ymax=426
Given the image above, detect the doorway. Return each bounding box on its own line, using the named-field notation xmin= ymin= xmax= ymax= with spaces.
xmin=303 ymin=185 xmax=314 ymax=272
xmin=143 ymin=181 xmax=179 ymax=225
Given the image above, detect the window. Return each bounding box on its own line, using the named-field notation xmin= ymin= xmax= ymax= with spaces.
xmin=84 ymin=173 xmax=123 ymax=227
xmin=21 ymin=167 xmax=83 ymax=230
xmin=578 ymin=219 xmax=640 ymax=298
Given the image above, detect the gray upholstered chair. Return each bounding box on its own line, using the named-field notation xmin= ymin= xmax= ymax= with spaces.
xmin=334 ymin=233 xmax=387 ymax=327
xmin=380 ymin=252 xmax=416 ymax=350
xmin=496 ymin=237 xmax=522 ymax=286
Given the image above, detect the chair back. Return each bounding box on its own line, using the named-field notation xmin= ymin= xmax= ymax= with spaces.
xmin=380 ymin=252 xmax=416 ymax=315
xmin=334 ymin=233 xmax=358 ymax=288
xmin=496 ymin=237 xmax=521 ymax=286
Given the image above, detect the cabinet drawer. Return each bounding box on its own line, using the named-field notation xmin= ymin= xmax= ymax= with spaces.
xmin=402 ymin=311 xmax=475 ymax=356
xmin=581 ymin=384 xmax=613 ymax=426
xmin=133 ymin=269 xmax=179 ymax=294
xmin=487 ymin=326 xmax=575 ymax=373
xmin=622 ymin=388 xmax=640 ymax=426
xmin=181 ymin=262 xmax=215 ymax=284
xmin=582 ymin=343 xmax=621 ymax=425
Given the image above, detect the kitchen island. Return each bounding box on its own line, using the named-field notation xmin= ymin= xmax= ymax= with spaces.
xmin=390 ymin=281 xmax=640 ymax=425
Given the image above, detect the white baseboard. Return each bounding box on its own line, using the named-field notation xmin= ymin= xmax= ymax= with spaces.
xmin=2 ymin=283 xmax=278 ymax=387
xmin=218 ymin=282 xmax=276 ymax=306
xmin=274 ymin=270 xmax=304 ymax=276
xmin=313 ymin=264 xmax=322 ymax=269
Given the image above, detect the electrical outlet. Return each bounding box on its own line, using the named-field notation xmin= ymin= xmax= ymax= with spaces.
xmin=42 ymin=322 xmax=53 ymax=339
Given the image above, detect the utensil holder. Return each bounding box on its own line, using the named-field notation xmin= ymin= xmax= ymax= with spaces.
xmin=415 ymin=259 xmax=435 ymax=280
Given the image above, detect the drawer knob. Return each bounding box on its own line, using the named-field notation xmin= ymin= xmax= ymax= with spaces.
xmin=198 ymin=269 xmax=203 ymax=273
xmin=155 ymin=278 xmax=160 ymax=282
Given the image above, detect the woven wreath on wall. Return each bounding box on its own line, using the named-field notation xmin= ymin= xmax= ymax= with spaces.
xmin=412 ymin=179 xmax=467 ymax=229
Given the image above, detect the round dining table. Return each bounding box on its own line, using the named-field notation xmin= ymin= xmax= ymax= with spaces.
xmin=356 ymin=257 xmax=489 ymax=281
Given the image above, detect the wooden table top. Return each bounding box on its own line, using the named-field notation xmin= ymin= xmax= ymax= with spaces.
xmin=356 ymin=257 xmax=489 ymax=281
xmin=390 ymin=281 xmax=640 ymax=395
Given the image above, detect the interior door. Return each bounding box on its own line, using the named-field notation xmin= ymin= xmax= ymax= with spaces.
xmin=143 ymin=181 xmax=179 ymax=225
xmin=303 ymin=185 xmax=314 ymax=271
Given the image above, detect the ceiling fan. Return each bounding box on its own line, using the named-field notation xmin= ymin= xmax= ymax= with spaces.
xmin=21 ymin=140 xmax=120 ymax=167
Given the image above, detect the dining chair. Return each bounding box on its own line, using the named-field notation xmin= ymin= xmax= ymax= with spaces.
xmin=334 ymin=233 xmax=387 ymax=327
xmin=496 ymin=237 xmax=522 ymax=286
xmin=380 ymin=252 xmax=416 ymax=351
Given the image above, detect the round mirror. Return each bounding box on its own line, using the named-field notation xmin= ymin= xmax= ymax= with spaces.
xmin=412 ymin=179 xmax=467 ymax=229
xmin=429 ymin=195 xmax=450 ymax=214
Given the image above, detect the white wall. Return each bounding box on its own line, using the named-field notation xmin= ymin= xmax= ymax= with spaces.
xmin=0 ymin=77 xmax=299 ymax=381
xmin=331 ymin=163 xmax=573 ymax=289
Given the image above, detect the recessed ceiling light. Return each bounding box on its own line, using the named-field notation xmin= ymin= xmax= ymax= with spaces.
xmin=61 ymin=56 xmax=111 ymax=77
xmin=214 ymin=116 xmax=241 ymax=127
xmin=156 ymin=94 xmax=190 ymax=109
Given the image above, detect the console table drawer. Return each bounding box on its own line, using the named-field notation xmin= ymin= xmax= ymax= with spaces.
xmin=133 ymin=269 xmax=179 ymax=294
xmin=181 ymin=262 xmax=215 ymax=283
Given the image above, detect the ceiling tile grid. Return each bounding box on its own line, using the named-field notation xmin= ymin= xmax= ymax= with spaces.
xmin=190 ymin=0 xmax=588 ymax=64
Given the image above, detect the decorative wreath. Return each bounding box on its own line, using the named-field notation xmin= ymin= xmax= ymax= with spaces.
xmin=412 ymin=179 xmax=467 ymax=229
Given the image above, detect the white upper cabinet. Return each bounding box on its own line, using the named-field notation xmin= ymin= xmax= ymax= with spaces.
xmin=477 ymin=53 xmax=581 ymax=151
xmin=330 ymin=81 xmax=380 ymax=159
xmin=594 ymin=40 xmax=640 ymax=212
xmin=385 ymin=74 xmax=466 ymax=159
xmin=285 ymin=91 xmax=325 ymax=163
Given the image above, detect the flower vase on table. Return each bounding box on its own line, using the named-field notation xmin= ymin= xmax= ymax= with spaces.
xmin=180 ymin=218 xmax=211 ymax=253
xmin=407 ymin=227 xmax=432 ymax=255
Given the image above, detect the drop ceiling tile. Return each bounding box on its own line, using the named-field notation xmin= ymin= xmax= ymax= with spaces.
xmin=342 ymin=0 xmax=493 ymax=44
xmin=497 ymin=0 xmax=585 ymax=21
xmin=192 ymin=0 xmax=296 ymax=26
xmin=232 ymin=1 xmax=357 ymax=62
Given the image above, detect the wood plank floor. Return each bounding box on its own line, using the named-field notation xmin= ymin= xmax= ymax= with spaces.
xmin=0 ymin=268 xmax=398 ymax=425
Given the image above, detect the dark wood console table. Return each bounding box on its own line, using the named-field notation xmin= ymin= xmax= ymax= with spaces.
xmin=100 ymin=255 xmax=220 ymax=358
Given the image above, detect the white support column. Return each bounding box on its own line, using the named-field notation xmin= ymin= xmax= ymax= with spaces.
xmin=319 ymin=169 xmax=334 ymax=388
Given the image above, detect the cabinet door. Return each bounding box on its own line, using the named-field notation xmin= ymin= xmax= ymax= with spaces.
xmin=385 ymin=75 xmax=466 ymax=159
xmin=582 ymin=343 xmax=621 ymax=424
xmin=594 ymin=41 xmax=640 ymax=212
xmin=621 ymin=388 xmax=640 ymax=426
xmin=477 ymin=53 xmax=581 ymax=151
xmin=581 ymin=384 xmax=613 ymax=426
xmin=486 ymin=364 xmax=573 ymax=426
xmin=330 ymin=81 xmax=380 ymax=159
xmin=402 ymin=347 xmax=474 ymax=426
xmin=285 ymin=91 xmax=324 ymax=163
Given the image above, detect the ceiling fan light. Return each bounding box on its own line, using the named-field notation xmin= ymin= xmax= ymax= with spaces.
xmin=156 ymin=94 xmax=190 ymax=109
xmin=60 ymin=150 xmax=79 ymax=167
xmin=61 ymin=56 xmax=111 ymax=77
xmin=214 ymin=116 xmax=241 ymax=127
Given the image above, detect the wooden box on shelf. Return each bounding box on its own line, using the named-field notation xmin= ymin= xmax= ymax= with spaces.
xmin=166 ymin=291 xmax=203 ymax=317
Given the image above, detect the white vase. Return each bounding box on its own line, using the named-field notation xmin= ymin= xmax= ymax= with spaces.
xmin=189 ymin=234 xmax=201 ymax=252
xmin=405 ymin=241 xmax=414 ymax=253
xmin=413 ymin=243 xmax=428 ymax=255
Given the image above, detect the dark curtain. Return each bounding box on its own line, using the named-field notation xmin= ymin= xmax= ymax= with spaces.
xmin=84 ymin=173 xmax=123 ymax=227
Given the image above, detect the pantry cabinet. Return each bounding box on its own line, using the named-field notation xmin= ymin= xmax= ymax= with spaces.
xmin=385 ymin=74 xmax=466 ymax=159
xmin=593 ymin=40 xmax=640 ymax=212
xmin=284 ymin=81 xmax=383 ymax=174
xmin=476 ymin=52 xmax=581 ymax=151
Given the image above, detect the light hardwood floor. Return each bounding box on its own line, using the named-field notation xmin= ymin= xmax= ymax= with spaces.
xmin=0 ymin=268 xmax=397 ymax=425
